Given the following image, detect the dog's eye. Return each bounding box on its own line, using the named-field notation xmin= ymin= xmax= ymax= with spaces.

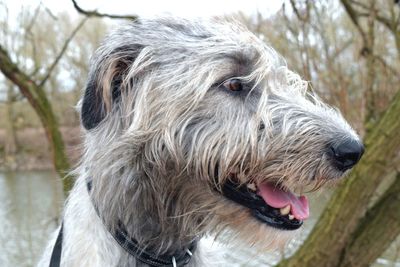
xmin=222 ymin=79 xmax=243 ymax=92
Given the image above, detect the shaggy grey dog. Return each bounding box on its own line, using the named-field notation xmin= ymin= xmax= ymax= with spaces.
xmin=39 ymin=17 xmax=363 ymax=267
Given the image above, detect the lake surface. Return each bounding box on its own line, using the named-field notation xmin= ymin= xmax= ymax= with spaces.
xmin=0 ymin=171 xmax=398 ymax=266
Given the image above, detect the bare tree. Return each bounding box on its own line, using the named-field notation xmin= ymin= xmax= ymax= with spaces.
xmin=0 ymin=4 xmax=87 ymax=195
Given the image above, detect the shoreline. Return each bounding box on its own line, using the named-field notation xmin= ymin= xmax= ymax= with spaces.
xmin=0 ymin=126 xmax=82 ymax=172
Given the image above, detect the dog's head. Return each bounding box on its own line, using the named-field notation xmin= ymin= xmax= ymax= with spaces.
xmin=80 ymin=17 xmax=363 ymax=251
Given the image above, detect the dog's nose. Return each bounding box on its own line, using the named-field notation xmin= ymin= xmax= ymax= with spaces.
xmin=330 ymin=139 xmax=364 ymax=171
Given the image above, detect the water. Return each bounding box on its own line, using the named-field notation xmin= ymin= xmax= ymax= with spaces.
xmin=0 ymin=171 xmax=63 ymax=267
xmin=0 ymin=171 xmax=398 ymax=267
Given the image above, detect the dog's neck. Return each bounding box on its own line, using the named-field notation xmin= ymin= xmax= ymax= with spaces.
xmin=87 ymin=176 xmax=198 ymax=266
xmin=88 ymin=167 xmax=214 ymax=258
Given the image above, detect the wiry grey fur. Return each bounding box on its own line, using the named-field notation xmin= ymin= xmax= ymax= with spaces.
xmin=39 ymin=17 xmax=361 ymax=267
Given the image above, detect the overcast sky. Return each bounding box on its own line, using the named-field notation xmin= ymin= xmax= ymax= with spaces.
xmin=5 ymin=0 xmax=284 ymax=18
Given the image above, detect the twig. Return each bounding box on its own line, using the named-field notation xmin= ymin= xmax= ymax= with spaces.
xmin=340 ymin=0 xmax=368 ymax=44
xmin=71 ymin=0 xmax=137 ymax=21
xmin=376 ymin=14 xmax=396 ymax=31
xmin=289 ymin=0 xmax=310 ymax=22
xmin=39 ymin=18 xmax=87 ymax=87
xmin=25 ymin=3 xmax=41 ymax=76
xmin=44 ymin=6 xmax=58 ymax=21
xmin=349 ymin=0 xmax=399 ymax=33
xmin=373 ymin=55 xmax=400 ymax=77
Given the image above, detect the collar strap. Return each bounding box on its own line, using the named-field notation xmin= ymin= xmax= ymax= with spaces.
xmin=86 ymin=179 xmax=197 ymax=267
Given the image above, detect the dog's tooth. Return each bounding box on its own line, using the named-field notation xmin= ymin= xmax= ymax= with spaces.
xmin=280 ymin=205 xmax=291 ymax=215
xmin=247 ymin=183 xmax=256 ymax=191
xmin=288 ymin=214 xmax=295 ymax=220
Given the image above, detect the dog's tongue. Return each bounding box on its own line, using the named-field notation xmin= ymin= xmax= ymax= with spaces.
xmin=257 ymin=182 xmax=309 ymax=220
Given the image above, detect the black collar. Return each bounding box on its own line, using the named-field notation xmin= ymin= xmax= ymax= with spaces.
xmin=86 ymin=179 xmax=197 ymax=267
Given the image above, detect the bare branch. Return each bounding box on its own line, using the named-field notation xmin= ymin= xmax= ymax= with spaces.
xmin=349 ymin=0 xmax=399 ymax=33
xmin=44 ymin=6 xmax=58 ymax=21
xmin=376 ymin=14 xmax=397 ymax=31
xmin=281 ymin=3 xmax=299 ymax=36
xmin=373 ymin=54 xmax=400 ymax=77
xmin=350 ymin=0 xmax=369 ymax=10
xmin=25 ymin=3 xmax=41 ymax=34
xmin=332 ymin=38 xmax=353 ymax=59
xmin=289 ymin=0 xmax=310 ymax=22
xmin=71 ymin=0 xmax=137 ymax=21
xmin=25 ymin=3 xmax=41 ymax=76
xmin=0 ymin=44 xmax=38 ymax=102
xmin=340 ymin=0 xmax=368 ymax=44
xmin=39 ymin=18 xmax=87 ymax=87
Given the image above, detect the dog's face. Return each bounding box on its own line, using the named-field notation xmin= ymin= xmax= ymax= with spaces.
xmin=81 ymin=18 xmax=363 ymax=250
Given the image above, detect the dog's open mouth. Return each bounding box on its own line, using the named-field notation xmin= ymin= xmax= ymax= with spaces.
xmin=220 ymin=176 xmax=309 ymax=230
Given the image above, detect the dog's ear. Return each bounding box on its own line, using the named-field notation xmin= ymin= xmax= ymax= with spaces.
xmin=81 ymin=45 xmax=140 ymax=130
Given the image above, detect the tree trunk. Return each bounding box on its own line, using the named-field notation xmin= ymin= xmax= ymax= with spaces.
xmin=0 ymin=45 xmax=73 ymax=195
xmin=363 ymin=4 xmax=377 ymax=126
xmin=276 ymin=89 xmax=400 ymax=267
xmin=4 ymin=84 xmax=18 ymax=158
xmin=339 ymin=173 xmax=400 ymax=267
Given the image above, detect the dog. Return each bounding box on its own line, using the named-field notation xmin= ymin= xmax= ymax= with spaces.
xmin=38 ymin=17 xmax=363 ymax=267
